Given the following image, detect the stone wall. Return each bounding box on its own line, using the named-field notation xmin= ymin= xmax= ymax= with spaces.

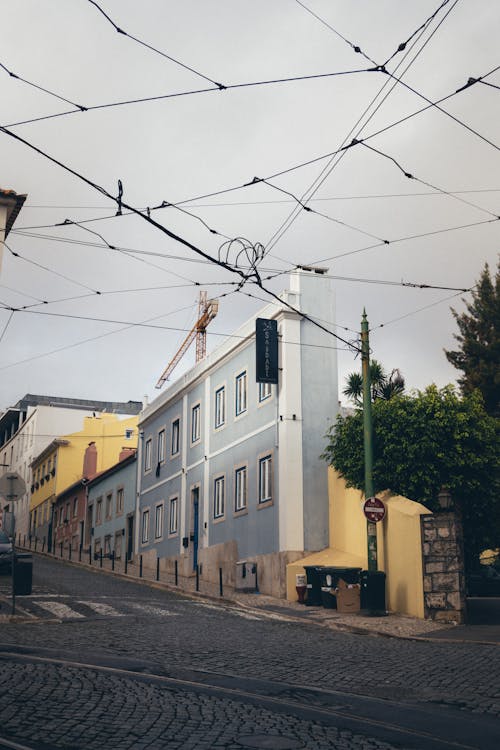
xmin=421 ymin=511 xmax=466 ymax=623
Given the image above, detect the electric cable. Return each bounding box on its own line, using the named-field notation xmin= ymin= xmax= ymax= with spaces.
xmin=0 ymin=61 xmax=86 ymax=110
xmin=293 ymin=0 xmax=377 ymax=66
xmin=2 ymin=67 xmax=371 ymax=129
xmin=0 ymin=125 xmax=360 ymax=352
xmin=371 ymin=290 xmax=467 ymax=331
xmin=87 ymin=0 xmax=225 ymax=89
xmin=0 ymin=310 xmax=14 ymax=345
xmin=382 ymin=0 xmax=453 ymax=66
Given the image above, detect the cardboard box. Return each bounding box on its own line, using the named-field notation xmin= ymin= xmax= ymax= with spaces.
xmin=335 ymin=578 xmax=360 ymax=613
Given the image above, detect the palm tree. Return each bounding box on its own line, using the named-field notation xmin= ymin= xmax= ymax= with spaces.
xmin=343 ymin=360 xmax=405 ymax=405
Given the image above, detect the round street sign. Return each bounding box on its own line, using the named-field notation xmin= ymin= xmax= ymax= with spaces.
xmin=363 ymin=496 xmax=386 ymax=523
xmin=0 ymin=472 xmax=26 ymax=501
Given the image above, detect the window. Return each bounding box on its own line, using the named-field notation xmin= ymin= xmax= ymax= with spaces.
xmin=171 ymin=419 xmax=180 ymax=455
xmin=215 ymin=386 xmax=225 ymax=428
xmin=158 ymin=429 xmax=166 ymax=463
xmin=259 ymin=382 xmax=272 ymax=402
xmin=116 ymin=488 xmax=124 ymax=515
xmin=155 ymin=504 xmax=164 ymax=539
xmin=259 ymin=455 xmax=272 ymax=504
xmin=125 ymin=428 xmax=133 ymax=440
xmin=65 ymin=502 xmax=70 ymax=522
xmin=105 ymin=493 xmax=112 ymax=520
xmin=235 ymin=371 xmax=247 ymax=416
xmin=169 ymin=497 xmax=178 ymax=534
xmin=144 ymin=438 xmax=152 ymax=472
xmin=234 ymin=466 xmax=247 ymax=512
xmin=96 ymin=498 xmax=103 ymax=524
xmin=104 ymin=535 xmax=111 ymax=556
xmin=214 ymin=476 xmax=225 ymax=519
xmin=72 ymin=497 xmax=78 ymax=518
xmin=191 ymin=404 xmax=201 ymax=444
xmin=141 ymin=509 xmax=150 ymax=544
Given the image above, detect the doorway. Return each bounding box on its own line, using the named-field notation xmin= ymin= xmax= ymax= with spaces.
xmin=191 ymin=487 xmax=200 ymax=571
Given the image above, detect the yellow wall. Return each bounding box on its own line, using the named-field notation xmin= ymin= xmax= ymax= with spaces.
xmin=287 ymin=469 xmax=432 ymax=618
xmin=31 ymin=415 xmax=138 ymax=512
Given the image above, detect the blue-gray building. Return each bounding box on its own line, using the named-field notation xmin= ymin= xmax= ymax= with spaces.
xmin=137 ymin=269 xmax=339 ymax=597
xmin=86 ymin=449 xmax=137 ymax=561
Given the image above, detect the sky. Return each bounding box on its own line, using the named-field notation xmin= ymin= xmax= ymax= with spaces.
xmin=0 ymin=0 xmax=498 ymax=411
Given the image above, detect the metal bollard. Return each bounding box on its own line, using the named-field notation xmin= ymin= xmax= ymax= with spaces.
xmin=100 ymin=548 xmax=103 ymax=568
xmin=42 ymin=537 xmax=45 ymax=553
xmin=60 ymin=542 xmax=63 ymax=558
xmin=34 ymin=537 xmax=38 ymax=551
xmin=79 ymin=545 xmax=82 ymax=562
xmin=174 ymin=559 xmax=178 ymax=586
xmin=125 ymin=554 xmax=128 ymax=575
xmin=156 ymin=557 xmax=160 ymax=581
xmin=196 ymin=564 xmax=199 ymax=592
xmin=139 ymin=555 xmax=143 ymax=578
xmin=89 ymin=546 xmax=92 ymax=565
xmin=111 ymin=550 xmax=115 ymax=571
xmin=69 ymin=544 xmax=72 ymax=561
xmin=23 ymin=535 xmax=26 ymax=548
xmin=219 ymin=567 xmax=223 ymax=597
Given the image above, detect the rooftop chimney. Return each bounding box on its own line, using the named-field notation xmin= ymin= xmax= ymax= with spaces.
xmin=83 ymin=441 xmax=98 ymax=478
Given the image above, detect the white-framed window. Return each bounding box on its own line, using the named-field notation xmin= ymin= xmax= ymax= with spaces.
xmin=158 ymin=429 xmax=166 ymax=463
xmin=141 ymin=509 xmax=150 ymax=544
xmin=215 ymin=386 xmax=225 ymax=428
xmin=169 ymin=497 xmax=178 ymax=535
xmin=235 ymin=371 xmax=247 ymax=416
xmin=125 ymin=428 xmax=134 ymax=440
xmin=191 ymin=403 xmax=201 ymax=444
xmin=96 ymin=498 xmax=103 ymax=524
xmin=144 ymin=438 xmax=152 ymax=472
xmin=259 ymin=454 xmax=272 ymax=504
xmin=171 ymin=419 xmax=180 ymax=456
xmin=105 ymin=492 xmax=112 ymax=520
xmin=154 ymin=503 xmax=164 ymax=540
xmin=116 ymin=487 xmax=124 ymax=515
xmin=214 ymin=475 xmax=225 ymax=519
xmin=72 ymin=497 xmax=78 ymax=517
xmin=259 ymin=382 xmax=272 ymax=402
xmin=234 ymin=466 xmax=247 ymax=512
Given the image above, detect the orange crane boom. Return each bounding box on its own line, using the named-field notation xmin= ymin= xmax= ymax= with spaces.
xmin=155 ymin=292 xmax=219 ymax=389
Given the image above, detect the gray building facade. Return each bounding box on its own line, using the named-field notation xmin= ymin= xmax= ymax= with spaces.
xmin=137 ymin=269 xmax=339 ymax=597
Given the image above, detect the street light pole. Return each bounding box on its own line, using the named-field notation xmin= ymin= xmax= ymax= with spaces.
xmin=361 ymin=310 xmax=378 ymax=572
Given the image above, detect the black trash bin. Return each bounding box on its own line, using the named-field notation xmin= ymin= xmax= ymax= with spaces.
xmin=318 ymin=567 xmax=361 ymax=609
xmin=304 ymin=566 xmax=324 ymax=606
xmin=360 ymin=570 xmax=386 ymax=614
xmin=14 ymin=553 xmax=33 ymax=596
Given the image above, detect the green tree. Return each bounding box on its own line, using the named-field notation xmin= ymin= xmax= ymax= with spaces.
xmin=342 ymin=359 xmax=405 ymax=405
xmin=445 ymin=260 xmax=500 ymax=417
xmin=323 ymin=385 xmax=499 ymax=566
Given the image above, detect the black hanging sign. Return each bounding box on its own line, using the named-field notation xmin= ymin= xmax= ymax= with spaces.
xmin=255 ymin=318 xmax=278 ymax=384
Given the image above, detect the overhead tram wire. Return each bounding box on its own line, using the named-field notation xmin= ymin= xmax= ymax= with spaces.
xmin=86 ymin=0 xmax=224 ymax=89
xmin=10 ymin=63 xmax=500 ymax=237
xmin=371 ymin=289 xmax=468 ymax=331
xmin=382 ymin=0 xmax=454 ymax=67
xmin=0 ymin=62 xmax=86 ymax=111
xmin=1 ymin=67 xmax=371 ymax=129
xmin=293 ymin=0 xmax=378 ymax=66
xmin=0 ymin=126 xmax=358 ymax=352
xmin=0 ymin=311 xmax=15 ymax=345
xmin=262 ymin=0 xmax=463 ymax=259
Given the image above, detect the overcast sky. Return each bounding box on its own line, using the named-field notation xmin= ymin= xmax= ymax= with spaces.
xmin=0 ymin=0 xmax=498 ymax=411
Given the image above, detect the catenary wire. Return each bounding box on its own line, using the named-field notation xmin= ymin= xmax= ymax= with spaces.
xmin=87 ymin=0 xmax=224 ymax=88
xmin=371 ymin=290 xmax=467 ymax=331
xmin=261 ymin=2 xmax=459 ymax=258
xmin=0 ymin=310 xmax=15 ymax=345
xmin=0 ymin=61 xmax=86 ymax=110
xmin=382 ymin=0 xmax=453 ymax=66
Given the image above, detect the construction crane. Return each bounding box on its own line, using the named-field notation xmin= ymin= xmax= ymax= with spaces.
xmin=155 ymin=291 xmax=219 ymax=389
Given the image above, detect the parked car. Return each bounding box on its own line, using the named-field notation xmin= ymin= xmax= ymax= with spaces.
xmin=0 ymin=529 xmax=13 ymax=574
xmin=466 ymin=565 xmax=500 ymax=597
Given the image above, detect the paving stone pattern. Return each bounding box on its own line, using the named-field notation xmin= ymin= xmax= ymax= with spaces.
xmin=0 ymin=660 xmax=405 ymax=750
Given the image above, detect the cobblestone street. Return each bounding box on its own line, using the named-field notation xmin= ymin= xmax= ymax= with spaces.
xmin=0 ymin=556 xmax=499 ymax=749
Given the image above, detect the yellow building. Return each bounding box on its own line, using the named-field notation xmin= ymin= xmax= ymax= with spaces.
xmin=287 ymin=468 xmax=431 ymax=618
xmin=30 ymin=414 xmax=138 ymax=540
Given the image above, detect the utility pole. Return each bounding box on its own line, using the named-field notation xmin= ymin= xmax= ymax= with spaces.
xmin=361 ymin=310 xmax=378 ymax=572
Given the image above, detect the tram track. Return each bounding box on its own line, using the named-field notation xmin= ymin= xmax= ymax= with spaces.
xmin=0 ymin=643 xmax=498 ymax=750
